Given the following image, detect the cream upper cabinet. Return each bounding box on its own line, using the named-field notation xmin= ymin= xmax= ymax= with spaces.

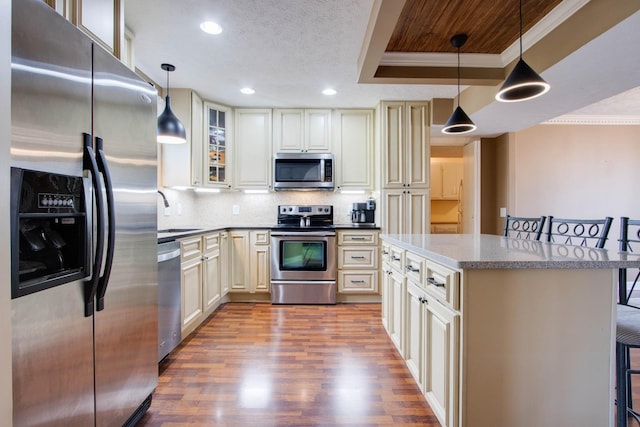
xmin=205 ymin=102 xmax=232 ymax=188
xmin=273 ymin=109 xmax=331 ymax=153
xmin=161 ymin=89 xmax=204 ymax=188
xmin=380 ymin=101 xmax=430 ymax=189
xmin=234 ymin=109 xmax=272 ymax=189
xmin=382 ymin=189 xmax=430 ymax=235
xmin=334 ymin=109 xmax=374 ymax=191
xmin=431 ymin=158 xmax=463 ymax=200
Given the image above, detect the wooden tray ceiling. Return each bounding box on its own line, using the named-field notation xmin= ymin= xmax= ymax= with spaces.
xmin=387 ymin=0 xmax=563 ymax=54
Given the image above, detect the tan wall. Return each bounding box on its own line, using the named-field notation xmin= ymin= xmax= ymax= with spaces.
xmin=480 ymin=134 xmax=510 ymax=235
xmin=1 ymin=0 xmax=13 ymax=423
xmin=513 ymin=124 xmax=640 ymax=248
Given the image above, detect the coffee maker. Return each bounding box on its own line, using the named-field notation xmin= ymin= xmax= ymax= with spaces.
xmin=350 ymin=198 xmax=376 ymax=224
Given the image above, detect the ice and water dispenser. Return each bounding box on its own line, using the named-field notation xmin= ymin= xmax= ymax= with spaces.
xmin=11 ymin=168 xmax=90 ymax=298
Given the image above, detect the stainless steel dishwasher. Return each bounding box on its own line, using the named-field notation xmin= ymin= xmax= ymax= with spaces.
xmin=157 ymin=241 xmax=181 ymax=362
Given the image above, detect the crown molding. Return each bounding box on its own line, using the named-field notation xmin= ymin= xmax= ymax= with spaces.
xmin=542 ymin=114 xmax=640 ymax=125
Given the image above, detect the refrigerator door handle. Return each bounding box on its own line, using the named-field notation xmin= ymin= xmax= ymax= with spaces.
xmin=95 ymin=136 xmax=115 ymax=312
xmin=82 ymin=132 xmax=104 ymax=317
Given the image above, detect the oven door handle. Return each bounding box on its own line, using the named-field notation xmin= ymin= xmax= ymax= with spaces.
xmin=271 ymin=231 xmax=336 ymax=237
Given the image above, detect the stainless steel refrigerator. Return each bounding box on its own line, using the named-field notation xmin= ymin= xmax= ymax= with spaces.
xmin=10 ymin=0 xmax=158 ymax=425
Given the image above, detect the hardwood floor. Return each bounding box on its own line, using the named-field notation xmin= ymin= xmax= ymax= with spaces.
xmin=138 ymin=303 xmax=440 ymax=427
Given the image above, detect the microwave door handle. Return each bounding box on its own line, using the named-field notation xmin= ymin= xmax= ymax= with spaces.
xmin=82 ymin=132 xmax=104 ymax=317
xmin=94 ymin=136 xmax=115 ymax=312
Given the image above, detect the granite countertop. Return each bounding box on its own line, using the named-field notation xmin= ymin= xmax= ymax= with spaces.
xmin=381 ymin=233 xmax=640 ymax=270
xmin=158 ymin=224 xmax=381 ymax=243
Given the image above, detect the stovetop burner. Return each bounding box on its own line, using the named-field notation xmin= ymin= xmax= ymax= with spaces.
xmin=274 ymin=204 xmax=334 ymax=230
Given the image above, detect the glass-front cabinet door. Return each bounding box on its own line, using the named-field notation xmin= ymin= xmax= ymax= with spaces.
xmin=205 ymin=102 xmax=232 ymax=187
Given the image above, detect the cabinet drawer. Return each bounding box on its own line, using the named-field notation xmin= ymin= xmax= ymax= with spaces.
xmin=424 ymin=259 xmax=460 ymax=310
xmin=338 ymin=270 xmax=379 ymax=293
xmin=338 ymin=247 xmax=378 ymax=269
xmin=405 ymin=251 xmax=424 ymax=284
xmin=179 ymin=236 xmax=202 ymax=262
xmin=251 ymin=230 xmax=270 ymax=245
xmin=203 ymin=233 xmax=219 ymax=253
xmin=388 ymin=245 xmax=405 ymax=272
xmin=338 ymin=230 xmax=379 ymax=245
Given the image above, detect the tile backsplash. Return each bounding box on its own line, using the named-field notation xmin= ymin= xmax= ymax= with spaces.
xmin=157 ymin=188 xmax=379 ymax=229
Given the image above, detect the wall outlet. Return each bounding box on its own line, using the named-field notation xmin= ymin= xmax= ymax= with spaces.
xmin=177 ymin=203 xmax=182 ymax=216
xmin=499 ymin=207 xmax=507 ymax=217
xmin=164 ymin=206 xmax=171 ymax=216
xmin=232 ymin=204 xmax=240 ymax=215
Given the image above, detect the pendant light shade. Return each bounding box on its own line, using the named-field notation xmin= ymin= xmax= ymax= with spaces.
xmin=495 ymin=0 xmax=550 ymax=102
xmin=157 ymin=63 xmax=186 ymax=144
xmin=442 ymin=34 xmax=476 ymax=135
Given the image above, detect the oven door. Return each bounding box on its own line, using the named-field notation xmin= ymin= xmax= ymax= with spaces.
xmin=270 ymin=231 xmax=336 ymax=281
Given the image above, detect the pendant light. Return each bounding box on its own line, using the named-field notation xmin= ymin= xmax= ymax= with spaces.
xmin=442 ymin=34 xmax=477 ymax=135
xmin=157 ymin=63 xmax=187 ymax=144
xmin=495 ymin=0 xmax=550 ymax=102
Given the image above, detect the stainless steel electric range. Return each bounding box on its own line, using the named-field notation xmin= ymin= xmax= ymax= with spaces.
xmin=270 ymin=205 xmax=336 ymax=304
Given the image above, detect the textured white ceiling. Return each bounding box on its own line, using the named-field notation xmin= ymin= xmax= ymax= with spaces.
xmin=125 ymin=0 xmax=640 ymax=137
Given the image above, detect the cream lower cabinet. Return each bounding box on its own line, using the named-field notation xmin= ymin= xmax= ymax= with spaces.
xmin=229 ymin=229 xmax=270 ymax=293
xmin=179 ymin=236 xmax=204 ymax=337
xmin=337 ymin=229 xmax=379 ymax=294
xmin=220 ymin=231 xmax=230 ymax=296
xmin=202 ymin=233 xmax=221 ymax=315
xmin=382 ymin=189 xmax=430 ymax=235
xmin=381 ymin=242 xmax=392 ymax=331
xmin=381 ymin=239 xmax=460 ymax=427
xmin=179 ymin=232 xmax=224 ymax=338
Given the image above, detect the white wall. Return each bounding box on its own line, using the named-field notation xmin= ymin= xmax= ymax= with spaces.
xmin=513 ymin=124 xmax=640 ymax=249
xmin=1 ymin=0 xmax=13 ymax=423
xmin=157 ymin=189 xmax=380 ymax=229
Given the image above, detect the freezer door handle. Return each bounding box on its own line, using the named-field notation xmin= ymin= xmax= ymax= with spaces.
xmin=95 ymin=136 xmax=115 ymax=312
xmin=82 ymin=132 xmax=104 ymax=317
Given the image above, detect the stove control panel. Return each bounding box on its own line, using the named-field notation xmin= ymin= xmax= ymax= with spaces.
xmin=278 ymin=205 xmax=332 ymax=215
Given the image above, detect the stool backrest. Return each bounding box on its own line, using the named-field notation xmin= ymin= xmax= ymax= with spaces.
xmin=545 ymin=216 xmax=613 ymax=248
xmin=503 ymin=215 xmax=546 ymax=240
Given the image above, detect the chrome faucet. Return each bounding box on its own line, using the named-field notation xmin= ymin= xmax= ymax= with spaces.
xmin=157 ymin=190 xmax=170 ymax=208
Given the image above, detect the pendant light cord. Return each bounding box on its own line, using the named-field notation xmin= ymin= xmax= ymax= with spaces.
xmin=518 ymin=0 xmax=523 ymax=59
xmin=456 ymin=44 xmax=460 ymax=108
xmin=166 ymin=69 xmax=170 ymax=97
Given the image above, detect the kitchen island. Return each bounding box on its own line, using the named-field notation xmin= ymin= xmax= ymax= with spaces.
xmin=380 ymin=233 xmax=640 ymax=427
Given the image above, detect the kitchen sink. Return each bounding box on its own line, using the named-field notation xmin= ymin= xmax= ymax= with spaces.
xmin=157 ymin=228 xmax=200 ymax=233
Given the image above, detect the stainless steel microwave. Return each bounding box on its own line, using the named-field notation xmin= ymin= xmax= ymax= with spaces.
xmin=273 ymin=153 xmax=334 ymax=190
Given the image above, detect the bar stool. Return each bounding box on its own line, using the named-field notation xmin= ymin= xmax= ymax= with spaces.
xmin=617 ymin=217 xmax=640 ymax=426
xmin=617 ymin=306 xmax=640 ymax=426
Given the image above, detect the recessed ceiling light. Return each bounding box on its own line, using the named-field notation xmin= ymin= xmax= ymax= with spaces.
xmin=200 ymin=21 xmax=222 ymax=35
xmin=322 ymin=88 xmax=337 ymax=96
xmin=240 ymin=87 xmax=255 ymax=95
